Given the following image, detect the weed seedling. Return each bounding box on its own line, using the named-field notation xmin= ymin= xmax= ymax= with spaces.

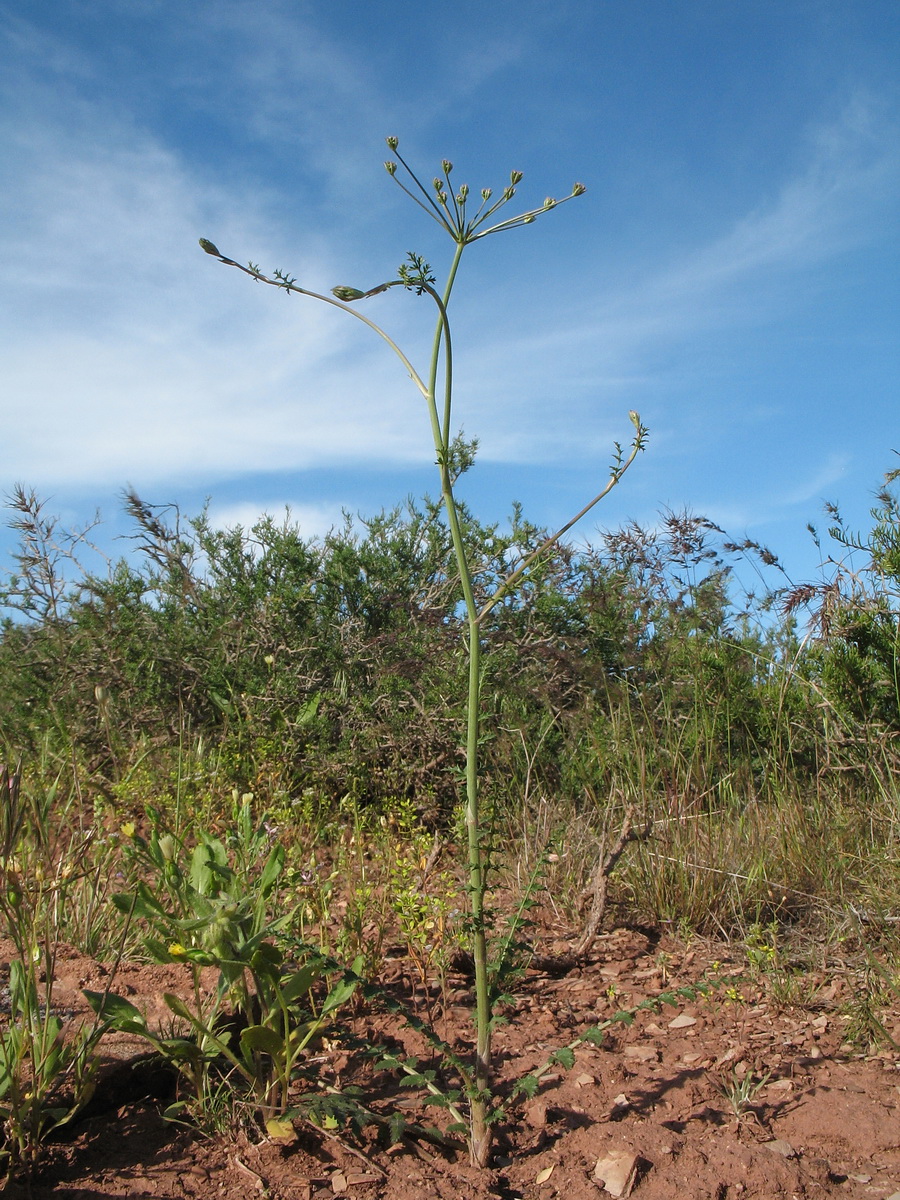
xmin=719 ymin=1067 xmax=771 ymax=1120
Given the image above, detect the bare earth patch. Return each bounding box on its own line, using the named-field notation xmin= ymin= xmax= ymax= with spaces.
xmin=6 ymin=928 xmax=900 ymax=1200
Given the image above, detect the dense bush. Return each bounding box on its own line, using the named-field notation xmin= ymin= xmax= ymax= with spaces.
xmin=2 ymin=463 xmax=899 ymax=889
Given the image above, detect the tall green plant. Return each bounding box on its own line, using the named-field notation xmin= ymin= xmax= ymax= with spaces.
xmin=199 ymin=140 xmax=646 ymax=1166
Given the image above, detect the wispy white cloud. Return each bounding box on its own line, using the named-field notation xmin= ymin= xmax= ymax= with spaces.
xmin=0 ymin=58 xmax=435 ymax=488
xmin=206 ymin=499 xmax=348 ymax=542
xmin=779 ymin=454 xmax=851 ymax=507
xmin=2 ymin=0 xmax=896 ymax=527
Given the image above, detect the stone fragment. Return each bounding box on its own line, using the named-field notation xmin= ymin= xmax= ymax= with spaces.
xmin=524 ymin=1099 xmax=549 ymax=1128
xmin=765 ymin=1078 xmax=794 ymax=1094
xmin=668 ymin=1013 xmax=697 ymax=1030
xmin=593 ymin=1149 xmax=641 ymax=1197
xmin=623 ymin=1044 xmax=658 ymax=1063
xmin=763 ymin=1139 xmax=797 ymax=1159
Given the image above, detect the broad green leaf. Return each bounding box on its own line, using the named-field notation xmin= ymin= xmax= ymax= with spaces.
xmin=279 ymin=962 xmax=321 ymax=1007
xmin=162 ymin=992 xmax=194 ymax=1022
xmin=265 ymin=1117 xmax=297 ymax=1142
xmin=83 ymin=990 xmax=147 ymax=1032
xmin=296 ymin=692 xmax=320 ymax=725
xmin=112 ymin=885 xmax=167 ymax=920
xmin=320 ymin=971 xmax=359 ymax=1015
xmin=579 ymin=1026 xmax=606 ymax=1047
xmin=249 ymin=941 xmax=284 ymax=975
xmin=190 ymin=836 xmax=229 ymax=895
xmin=160 ymin=1038 xmax=206 ymax=1066
xmin=240 ymin=1024 xmax=284 ymax=1057
xmin=513 ymin=1074 xmax=539 ymax=1098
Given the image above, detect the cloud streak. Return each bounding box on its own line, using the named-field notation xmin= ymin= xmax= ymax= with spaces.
xmin=1 ymin=2 xmax=896 ymax=589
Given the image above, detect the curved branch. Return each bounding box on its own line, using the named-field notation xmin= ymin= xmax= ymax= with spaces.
xmin=206 ymin=251 xmax=430 ymax=400
xmin=476 ymin=414 xmax=647 ymax=626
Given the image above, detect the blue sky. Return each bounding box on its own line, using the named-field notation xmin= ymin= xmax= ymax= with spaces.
xmin=2 ymin=0 xmax=898 ymax=599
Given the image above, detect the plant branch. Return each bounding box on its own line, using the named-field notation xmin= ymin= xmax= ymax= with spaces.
xmin=477 ymin=412 xmax=647 ymax=625
xmin=199 ymin=246 xmax=430 ymax=400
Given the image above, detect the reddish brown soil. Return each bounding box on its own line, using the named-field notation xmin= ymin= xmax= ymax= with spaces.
xmin=5 ymin=928 xmax=900 ymax=1200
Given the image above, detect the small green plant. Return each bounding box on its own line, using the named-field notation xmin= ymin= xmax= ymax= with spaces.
xmin=718 ymin=1066 xmax=771 ymax=1120
xmin=89 ymin=808 xmax=361 ymax=1133
xmin=745 ymin=920 xmax=779 ymax=977
xmin=0 ymin=766 xmax=109 ymax=1180
xmin=388 ymin=811 xmax=459 ymax=1022
xmin=200 ymin=139 xmax=645 ymax=1165
xmin=0 ymin=956 xmax=106 ymax=1178
xmin=839 ymin=959 xmax=900 ymax=1052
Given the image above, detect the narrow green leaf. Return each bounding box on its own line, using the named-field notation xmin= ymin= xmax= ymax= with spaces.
xmin=258 ymin=843 xmax=285 ymax=895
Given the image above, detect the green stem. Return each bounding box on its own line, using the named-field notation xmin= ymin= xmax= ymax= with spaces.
xmin=420 ymin=239 xmax=491 ymax=1164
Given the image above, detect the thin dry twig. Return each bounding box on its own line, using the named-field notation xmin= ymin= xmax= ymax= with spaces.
xmin=575 ymin=804 xmax=647 ymax=957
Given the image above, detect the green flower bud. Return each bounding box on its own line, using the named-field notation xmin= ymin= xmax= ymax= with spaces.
xmin=384 ymin=160 xmax=397 ymax=175
xmin=442 ymin=159 xmax=453 ymax=174
xmin=523 ymin=214 xmax=536 ymax=223
xmin=332 ymin=286 xmax=366 ymax=302
xmin=543 ymin=197 xmax=557 ymax=209
xmin=510 ymin=170 xmax=524 ymax=186
xmin=199 ymin=238 xmax=222 ymax=257
xmin=572 ymin=182 xmax=586 ymax=196
xmin=481 ymin=188 xmax=492 ymax=201
xmin=386 ymin=136 xmax=399 ymax=150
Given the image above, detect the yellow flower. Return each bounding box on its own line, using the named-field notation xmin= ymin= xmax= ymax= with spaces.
xmin=168 ymin=943 xmax=187 ymax=958
xmin=121 ymin=821 xmax=136 ymax=839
